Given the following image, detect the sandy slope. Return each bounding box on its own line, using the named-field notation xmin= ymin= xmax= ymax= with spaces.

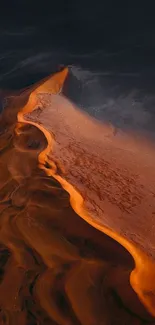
xmin=0 ymin=68 xmax=154 ymax=324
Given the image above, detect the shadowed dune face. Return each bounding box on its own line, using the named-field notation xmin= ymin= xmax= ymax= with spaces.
xmin=0 ymin=68 xmax=155 ymax=325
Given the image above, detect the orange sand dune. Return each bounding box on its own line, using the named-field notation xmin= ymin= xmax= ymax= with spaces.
xmin=0 ymin=67 xmax=155 ymax=324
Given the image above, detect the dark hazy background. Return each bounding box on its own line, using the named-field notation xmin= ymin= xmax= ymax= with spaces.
xmin=0 ymin=1 xmax=155 ymax=137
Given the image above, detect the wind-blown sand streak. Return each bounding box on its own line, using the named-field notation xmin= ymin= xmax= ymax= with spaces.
xmin=0 ymin=67 xmax=155 ymax=324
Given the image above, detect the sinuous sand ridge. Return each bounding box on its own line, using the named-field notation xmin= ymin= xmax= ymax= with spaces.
xmin=0 ymin=68 xmax=155 ymax=324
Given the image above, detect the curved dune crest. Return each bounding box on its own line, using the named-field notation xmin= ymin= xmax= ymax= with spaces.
xmin=0 ymin=68 xmax=155 ymax=324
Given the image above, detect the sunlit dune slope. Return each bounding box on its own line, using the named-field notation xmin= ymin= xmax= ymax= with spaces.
xmin=0 ymin=67 xmax=155 ymax=324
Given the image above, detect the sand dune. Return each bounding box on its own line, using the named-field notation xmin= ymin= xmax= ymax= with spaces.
xmin=0 ymin=68 xmax=154 ymax=324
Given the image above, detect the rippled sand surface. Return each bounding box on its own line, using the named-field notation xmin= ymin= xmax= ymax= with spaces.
xmin=0 ymin=68 xmax=155 ymax=324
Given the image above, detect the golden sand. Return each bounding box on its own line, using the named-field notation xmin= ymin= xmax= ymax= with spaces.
xmin=0 ymin=68 xmax=154 ymax=324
